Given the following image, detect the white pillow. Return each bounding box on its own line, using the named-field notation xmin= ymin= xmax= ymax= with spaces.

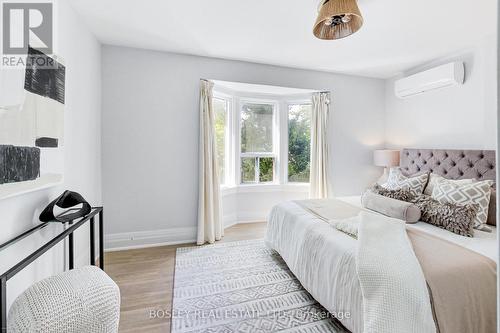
xmin=431 ymin=179 xmax=494 ymax=230
xmin=382 ymin=168 xmax=429 ymax=196
xmin=423 ymin=173 xmax=474 ymax=196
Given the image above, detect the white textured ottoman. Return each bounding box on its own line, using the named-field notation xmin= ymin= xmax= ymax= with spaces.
xmin=8 ymin=266 xmax=120 ymax=333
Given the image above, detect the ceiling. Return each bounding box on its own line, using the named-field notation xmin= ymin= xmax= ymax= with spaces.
xmin=67 ymin=0 xmax=497 ymax=79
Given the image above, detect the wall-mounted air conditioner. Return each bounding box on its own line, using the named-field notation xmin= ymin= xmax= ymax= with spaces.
xmin=394 ymin=62 xmax=465 ymax=98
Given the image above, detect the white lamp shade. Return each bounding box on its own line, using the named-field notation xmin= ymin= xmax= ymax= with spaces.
xmin=374 ymin=150 xmax=400 ymax=167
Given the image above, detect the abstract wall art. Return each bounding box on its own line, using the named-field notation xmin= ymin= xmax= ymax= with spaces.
xmin=0 ymin=46 xmax=65 ymax=200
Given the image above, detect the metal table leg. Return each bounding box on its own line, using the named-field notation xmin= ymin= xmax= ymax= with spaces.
xmin=68 ymin=221 xmax=74 ymax=270
xmin=90 ymin=217 xmax=95 ymax=266
xmin=1 ymin=276 xmax=7 ymax=333
xmin=99 ymin=210 xmax=104 ymax=270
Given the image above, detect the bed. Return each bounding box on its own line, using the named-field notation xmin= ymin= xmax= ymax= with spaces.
xmin=265 ymin=149 xmax=497 ymax=333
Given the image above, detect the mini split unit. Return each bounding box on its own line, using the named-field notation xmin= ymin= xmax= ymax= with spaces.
xmin=395 ymin=62 xmax=465 ymax=98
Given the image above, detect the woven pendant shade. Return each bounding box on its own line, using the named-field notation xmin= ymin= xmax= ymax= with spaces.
xmin=313 ymin=0 xmax=363 ymax=40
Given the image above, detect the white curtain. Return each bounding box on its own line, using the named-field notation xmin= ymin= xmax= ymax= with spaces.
xmin=310 ymin=92 xmax=330 ymax=199
xmin=197 ymin=80 xmax=223 ymax=245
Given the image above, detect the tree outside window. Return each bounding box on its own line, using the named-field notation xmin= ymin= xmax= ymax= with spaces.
xmin=288 ymin=104 xmax=311 ymax=183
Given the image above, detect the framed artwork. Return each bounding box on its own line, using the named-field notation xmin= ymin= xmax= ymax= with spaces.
xmin=0 ymin=47 xmax=65 ymax=200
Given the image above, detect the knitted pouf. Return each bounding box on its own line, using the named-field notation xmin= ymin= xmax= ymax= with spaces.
xmin=8 ymin=266 xmax=120 ymax=333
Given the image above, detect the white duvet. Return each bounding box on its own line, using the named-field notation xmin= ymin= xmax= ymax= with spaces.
xmin=265 ymin=201 xmax=364 ymax=332
xmin=265 ymin=198 xmax=497 ymax=333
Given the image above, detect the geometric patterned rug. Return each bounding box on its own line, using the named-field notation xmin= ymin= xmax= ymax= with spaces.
xmin=171 ymin=239 xmax=348 ymax=332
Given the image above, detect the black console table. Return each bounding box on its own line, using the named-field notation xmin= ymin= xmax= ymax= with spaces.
xmin=0 ymin=207 xmax=104 ymax=332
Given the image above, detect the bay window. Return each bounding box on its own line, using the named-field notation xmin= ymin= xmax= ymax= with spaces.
xmin=214 ymin=92 xmax=311 ymax=188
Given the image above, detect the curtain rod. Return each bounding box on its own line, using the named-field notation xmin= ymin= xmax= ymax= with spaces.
xmin=201 ymin=79 xmax=330 ymax=94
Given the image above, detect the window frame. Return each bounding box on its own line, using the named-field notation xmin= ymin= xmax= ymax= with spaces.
xmin=237 ymin=98 xmax=279 ymax=185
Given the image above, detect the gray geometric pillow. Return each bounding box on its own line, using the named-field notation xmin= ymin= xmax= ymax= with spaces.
xmin=423 ymin=173 xmax=474 ymax=196
xmin=383 ymin=168 xmax=429 ymax=196
xmin=431 ymin=179 xmax=494 ymax=230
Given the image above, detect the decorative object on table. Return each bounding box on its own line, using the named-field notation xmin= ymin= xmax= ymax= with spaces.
xmin=0 ymin=46 xmax=65 ymax=201
xmin=374 ymin=149 xmax=400 ymax=184
xmin=40 ymin=190 xmax=91 ymax=223
xmin=8 ymin=266 xmax=120 ymax=333
xmin=313 ymin=0 xmax=363 ymax=40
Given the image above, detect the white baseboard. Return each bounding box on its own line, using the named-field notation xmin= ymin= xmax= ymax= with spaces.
xmin=106 ymin=212 xmax=268 ymax=252
xmin=237 ymin=220 xmax=266 ymax=224
xmin=236 ymin=211 xmax=268 ymax=223
xmin=105 ymin=227 xmax=197 ymax=252
xmin=223 ymin=213 xmax=238 ymax=229
xmin=223 ymin=211 xmax=267 ymax=227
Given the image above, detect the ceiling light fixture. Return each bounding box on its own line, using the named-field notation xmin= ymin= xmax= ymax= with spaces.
xmin=313 ymin=0 xmax=363 ymax=40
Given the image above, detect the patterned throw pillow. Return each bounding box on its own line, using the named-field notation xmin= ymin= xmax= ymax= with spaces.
xmin=431 ymin=179 xmax=494 ymax=230
xmin=423 ymin=173 xmax=474 ymax=196
xmin=413 ymin=195 xmax=478 ymax=237
xmin=383 ymin=168 xmax=429 ymax=196
xmin=371 ymin=184 xmax=416 ymax=202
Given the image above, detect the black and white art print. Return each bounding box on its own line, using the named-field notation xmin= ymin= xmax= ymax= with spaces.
xmin=0 ymin=47 xmax=65 ymax=200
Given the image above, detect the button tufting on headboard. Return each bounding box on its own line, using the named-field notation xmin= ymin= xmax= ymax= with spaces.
xmin=400 ymin=149 xmax=496 ymax=183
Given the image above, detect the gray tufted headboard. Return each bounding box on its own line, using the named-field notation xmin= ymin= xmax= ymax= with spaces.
xmin=400 ymin=148 xmax=497 ymax=226
xmin=400 ymin=149 xmax=496 ymax=183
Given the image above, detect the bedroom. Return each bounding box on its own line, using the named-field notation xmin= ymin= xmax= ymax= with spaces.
xmin=0 ymin=0 xmax=498 ymax=332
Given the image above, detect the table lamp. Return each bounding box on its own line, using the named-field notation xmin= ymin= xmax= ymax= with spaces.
xmin=374 ymin=150 xmax=400 ymax=182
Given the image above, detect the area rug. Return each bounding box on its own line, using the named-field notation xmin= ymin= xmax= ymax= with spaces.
xmin=171 ymin=239 xmax=348 ymax=332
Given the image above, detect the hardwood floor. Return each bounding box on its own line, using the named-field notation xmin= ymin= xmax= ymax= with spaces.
xmin=104 ymin=222 xmax=268 ymax=333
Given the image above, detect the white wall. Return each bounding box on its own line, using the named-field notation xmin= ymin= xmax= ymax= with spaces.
xmin=0 ymin=2 xmax=102 ymax=309
xmin=221 ymin=186 xmax=310 ymax=228
xmin=101 ymin=45 xmax=386 ymax=249
xmin=385 ymin=36 xmax=497 ymax=150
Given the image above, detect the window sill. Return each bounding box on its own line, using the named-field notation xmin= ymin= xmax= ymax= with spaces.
xmin=221 ymin=183 xmax=309 ymax=196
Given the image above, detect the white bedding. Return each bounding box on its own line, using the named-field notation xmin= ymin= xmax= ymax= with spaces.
xmin=265 ymin=196 xmax=498 ymax=333
xmin=355 ymin=212 xmax=436 ymax=333
xmin=265 ymin=200 xmax=363 ymax=332
xmin=339 ymin=196 xmax=498 ymax=263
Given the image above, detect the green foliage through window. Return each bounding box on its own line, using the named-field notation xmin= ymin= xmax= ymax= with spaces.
xmin=213 ymin=98 xmax=227 ymax=184
xmin=241 ymin=157 xmax=256 ymax=183
xmin=259 ymin=157 xmax=274 ymax=183
xmin=288 ymin=104 xmax=311 ymax=183
xmin=241 ymin=157 xmax=274 ymax=183
xmin=241 ymin=103 xmax=273 ymax=153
